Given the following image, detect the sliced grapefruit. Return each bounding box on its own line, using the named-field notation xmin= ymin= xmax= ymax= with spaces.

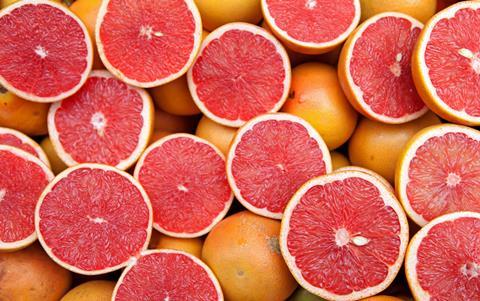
xmin=0 ymin=145 xmax=53 ymax=251
xmin=405 ymin=211 xmax=480 ymax=300
xmin=261 ymin=0 xmax=361 ymax=54
xmin=48 ymin=70 xmax=153 ymax=170
xmin=280 ymin=170 xmax=409 ymax=300
xmin=412 ymin=1 xmax=480 ymax=125
xmin=96 ymin=0 xmax=202 ymax=88
xmin=0 ymin=127 xmax=50 ymax=167
xmin=35 ymin=164 xmax=152 ymax=275
xmin=187 ymin=23 xmax=291 ymax=127
xmin=396 ymin=124 xmax=480 ymax=226
xmin=336 ymin=166 xmax=393 ymax=192
xmin=112 ymin=250 xmax=223 ymax=301
xmin=134 ymin=133 xmax=233 ymax=237
xmin=338 ymin=12 xmax=427 ymax=124
xmin=0 ymin=0 xmax=92 ymax=102
xmin=227 ymin=113 xmax=331 ymax=219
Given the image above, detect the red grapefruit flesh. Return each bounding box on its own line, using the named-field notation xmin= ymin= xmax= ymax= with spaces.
xmin=187 ymin=23 xmax=291 ymax=127
xmin=113 ymin=250 xmax=223 ymax=301
xmin=396 ymin=124 xmax=480 ymax=226
xmin=35 ymin=164 xmax=152 ymax=275
xmin=405 ymin=212 xmax=480 ymax=300
xmin=0 ymin=127 xmax=50 ymax=167
xmin=338 ymin=13 xmax=427 ymax=124
xmin=96 ymin=0 xmax=202 ymax=88
xmin=0 ymin=0 xmax=92 ymax=103
xmin=227 ymin=113 xmax=331 ymax=219
xmin=134 ymin=134 xmax=233 ymax=237
xmin=261 ymin=0 xmax=361 ymax=54
xmin=0 ymin=145 xmax=53 ymax=251
xmin=280 ymin=171 xmax=409 ymax=300
xmin=48 ymin=70 xmax=153 ymax=171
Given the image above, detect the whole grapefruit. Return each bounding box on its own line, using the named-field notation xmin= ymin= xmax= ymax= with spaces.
xmin=195 ymin=116 xmax=237 ymax=155
xmin=60 ymin=280 xmax=115 ymax=301
xmin=360 ymin=0 xmax=436 ymax=23
xmin=331 ymin=151 xmax=350 ymax=170
xmin=153 ymin=109 xmax=198 ymax=133
xmin=40 ymin=137 xmax=67 ymax=175
xmin=202 ymin=211 xmax=297 ymax=301
xmin=156 ymin=234 xmax=203 ymax=258
xmin=194 ymin=0 xmax=262 ymax=31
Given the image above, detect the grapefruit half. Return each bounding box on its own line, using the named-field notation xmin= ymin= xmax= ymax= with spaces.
xmin=187 ymin=23 xmax=291 ymax=127
xmin=35 ymin=164 xmax=152 ymax=275
xmin=0 ymin=145 xmax=53 ymax=251
xmin=227 ymin=113 xmax=331 ymax=219
xmin=405 ymin=211 xmax=480 ymax=300
xmin=134 ymin=133 xmax=233 ymax=237
xmin=396 ymin=124 xmax=480 ymax=226
xmin=335 ymin=165 xmax=393 ymax=192
xmin=280 ymin=170 xmax=409 ymax=300
xmin=338 ymin=12 xmax=427 ymax=124
xmin=96 ymin=0 xmax=202 ymax=88
xmin=0 ymin=0 xmax=92 ymax=102
xmin=261 ymin=0 xmax=361 ymax=54
xmin=0 ymin=126 xmax=50 ymax=167
xmin=48 ymin=70 xmax=153 ymax=170
xmin=112 ymin=250 xmax=223 ymax=301
xmin=412 ymin=1 xmax=480 ymax=125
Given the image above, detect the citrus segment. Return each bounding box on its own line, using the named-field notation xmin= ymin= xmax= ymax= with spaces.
xmin=339 ymin=13 xmax=427 ymax=124
xmin=0 ymin=127 xmax=50 ymax=167
xmin=261 ymin=0 xmax=361 ymax=54
xmin=281 ymin=171 xmax=409 ymax=300
xmin=188 ymin=23 xmax=291 ymax=127
xmin=35 ymin=164 xmax=152 ymax=275
xmin=0 ymin=0 xmax=92 ymax=102
xmin=96 ymin=0 xmax=202 ymax=88
xmin=0 ymin=146 xmax=53 ymax=251
xmin=227 ymin=113 xmax=331 ymax=219
xmin=48 ymin=70 xmax=153 ymax=170
xmin=413 ymin=1 xmax=480 ymax=125
xmin=405 ymin=212 xmax=480 ymax=300
xmin=134 ymin=134 xmax=233 ymax=237
xmin=396 ymin=124 xmax=480 ymax=226
xmin=113 ymin=250 xmax=223 ymax=301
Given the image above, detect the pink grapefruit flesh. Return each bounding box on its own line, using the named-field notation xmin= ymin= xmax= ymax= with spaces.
xmin=0 ymin=145 xmax=53 ymax=251
xmin=134 ymin=134 xmax=233 ymax=237
xmin=397 ymin=124 xmax=480 ymax=226
xmin=96 ymin=0 xmax=202 ymax=88
xmin=187 ymin=23 xmax=291 ymax=127
xmin=0 ymin=0 xmax=92 ymax=102
xmin=48 ymin=70 xmax=153 ymax=171
xmin=227 ymin=113 xmax=331 ymax=219
xmin=0 ymin=127 xmax=50 ymax=167
xmin=340 ymin=13 xmax=427 ymax=124
xmin=280 ymin=171 xmax=409 ymax=300
xmin=35 ymin=164 xmax=152 ymax=275
xmin=405 ymin=212 xmax=480 ymax=300
xmin=113 ymin=250 xmax=223 ymax=301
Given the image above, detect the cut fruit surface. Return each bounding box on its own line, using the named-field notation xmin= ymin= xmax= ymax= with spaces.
xmin=336 ymin=166 xmax=393 ymax=192
xmin=0 ymin=145 xmax=53 ymax=251
xmin=338 ymin=12 xmax=427 ymax=124
xmin=48 ymin=70 xmax=153 ymax=170
xmin=134 ymin=134 xmax=233 ymax=237
xmin=261 ymin=0 xmax=361 ymax=54
xmin=280 ymin=171 xmax=409 ymax=301
xmin=113 ymin=250 xmax=223 ymax=301
xmin=396 ymin=124 xmax=480 ymax=226
xmin=35 ymin=164 xmax=152 ymax=275
xmin=96 ymin=0 xmax=202 ymax=88
xmin=0 ymin=127 xmax=50 ymax=167
xmin=0 ymin=0 xmax=92 ymax=102
xmin=227 ymin=113 xmax=331 ymax=219
xmin=412 ymin=1 xmax=480 ymax=125
xmin=187 ymin=23 xmax=291 ymax=127
xmin=405 ymin=211 xmax=480 ymax=300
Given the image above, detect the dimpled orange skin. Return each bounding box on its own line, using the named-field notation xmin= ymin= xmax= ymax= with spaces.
xmin=69 ymin=0 xmax=104 ymax=69
xmin=60 ymin=280 xmax=115 ymax=301
xmin=361 ymin=296 xmax=406 ymax=301
xmin=360 ymin=0 xmax=437 ymax=23
xmin=40 ymin=137 xmax=68 ymax=175
xmin=195 ymin=116 xmax=237 ymax=155
xmin=0 ymin=244 xmax=72 ymax=301
xmin=202 ymin=211 xmax=297 ymax=301
xmin=0 ymin=88 xmax=49 ymax=136
xmin=331 ymin=151 xmax=350 ymax=170
xmin=282 ymin=63 xmax=358 ymax=150
xmin=349 ymin=111 xmax=440 ymax=183
xmin=194 ymin=0 xmax=262 ymax=31
xmin=156 ymin=234 xmax=203 ymax=258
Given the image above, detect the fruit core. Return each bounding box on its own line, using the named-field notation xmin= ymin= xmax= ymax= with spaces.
xmin=139 ymin=25 xmax=163 ymax=40
xmin=389 ymin=53 xmax=403 ymax=77
xmin=87 ymin=215 xmax=107 ymax=224
xmin=0 ymin=188 xmax=5 ymax=202
xmin=305 ymin=0 xmax=317 ymax=10
xmin=459 ymin=48 xmax=480 ymax=75
xmin=34 ymin=45 xmax=48 ymax=59
xmin=446 ymin=172 xmax=461 ymax=187
xmin=335 ymin=228 xmax=370 ymax=247
xmin=461 ymin=262 xmax=479 ymax=279
xmin=177 ymin=184 xmax=189 ymax=192
xmin=90 ymin=112 xmax=107 ymax=136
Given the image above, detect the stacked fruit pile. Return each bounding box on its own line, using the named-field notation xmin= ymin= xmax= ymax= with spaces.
xmin=0 ymin=0 xmax=479 ymax=300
